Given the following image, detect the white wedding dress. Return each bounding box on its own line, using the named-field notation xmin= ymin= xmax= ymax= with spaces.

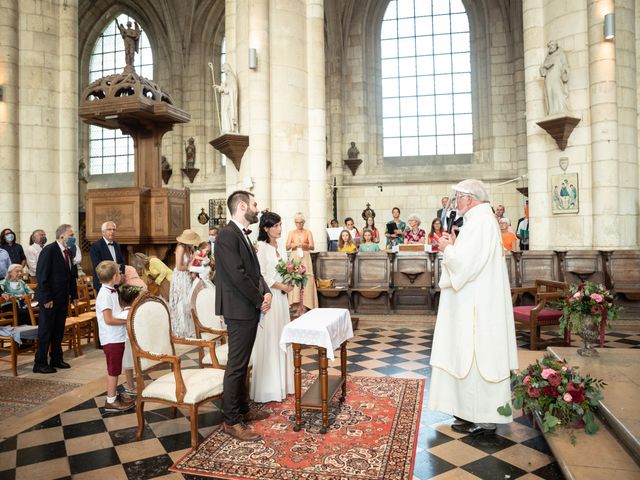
xmin=250 ymin=240 xmax=294 ymax=403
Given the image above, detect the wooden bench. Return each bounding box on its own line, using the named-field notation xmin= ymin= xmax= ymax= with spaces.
xmin=314 ymin=253 xmax=352 ymax=310
xmin=557 ymin=250 xmax=606 ymax=285
xmin=518 ymin=250 xmax=560 ymax=287
xmin=605 ymin=250 xmax=640 ymax=300
xmin=350 ymin=253 xmax=393 ymax=313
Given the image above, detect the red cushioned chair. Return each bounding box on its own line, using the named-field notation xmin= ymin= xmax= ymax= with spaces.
xmin=511 ymin=279 xmax=570 ymax=350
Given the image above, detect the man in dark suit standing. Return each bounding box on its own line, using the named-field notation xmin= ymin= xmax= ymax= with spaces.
xmin=437 ymin=196 xmax=464 ymax=233
xmin=214 ymin=191 xmax=272 ymax=441
xmin=34 ymin=224 xmax=78 ymax=373
xmin=90 ymin=221 xmax=125 ymax=292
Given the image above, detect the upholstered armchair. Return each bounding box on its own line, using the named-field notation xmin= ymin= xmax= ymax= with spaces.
xmin=190 ymin=280 xmax=229 ymax=368
xmin=512 ymin=279 xmax=570 ymax=350
xmin=128 ymin=292 xmax=225 ymax=448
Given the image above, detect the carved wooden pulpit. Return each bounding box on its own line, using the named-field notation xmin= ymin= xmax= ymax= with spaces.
xmin=80 ymin=65 xmax=191 ymax=258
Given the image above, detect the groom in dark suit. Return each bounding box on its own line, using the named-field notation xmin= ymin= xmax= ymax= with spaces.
xmin=214 ymin=190 xmax=272 ymax=441
xmin=89 ymin=221 xmax=125 ymax=292
xmin=34 ymin=224 xmax=78 ymax=373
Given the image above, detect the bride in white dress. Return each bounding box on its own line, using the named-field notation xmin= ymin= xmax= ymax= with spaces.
xmin=250 ymin=211 xmax=295 ymax=403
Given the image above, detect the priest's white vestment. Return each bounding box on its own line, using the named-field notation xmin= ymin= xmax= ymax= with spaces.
xmin=428 ymin=202 xmax=518 ymax=423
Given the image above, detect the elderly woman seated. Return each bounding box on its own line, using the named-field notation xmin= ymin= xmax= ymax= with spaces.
xmin=404 ymin=214 xmax=426 ymax=244
xmin=0 ymin=264 xmax=34 ymax=325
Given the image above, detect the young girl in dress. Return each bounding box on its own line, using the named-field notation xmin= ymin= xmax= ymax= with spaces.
xmin=169 ymin=229 xmax=202 ymax=338
xmin=251 ymin=211 xmax=294 ymax=402
xmin=358 ymin=229 xmax=380 ymax=252
xmin=362 ymin=216 xmax=380 ymax=244
xmin=338 ymin=230 xmax=357 ymax=253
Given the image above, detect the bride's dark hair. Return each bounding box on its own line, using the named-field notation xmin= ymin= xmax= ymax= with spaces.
xmin=257 ymin=211 xmax=282 ymax=242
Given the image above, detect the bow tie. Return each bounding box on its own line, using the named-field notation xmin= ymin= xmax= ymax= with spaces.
xmin=243 ymin=228 xmax=252 ymax=236
xmin=107 ymin=243 xmax=113 ymax=246
xmin=106 ymin=287 xmax=117 ymax=294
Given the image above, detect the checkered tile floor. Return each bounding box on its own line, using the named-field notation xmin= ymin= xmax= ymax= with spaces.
xmin=0 ymin=326 xmax=638 ymax=479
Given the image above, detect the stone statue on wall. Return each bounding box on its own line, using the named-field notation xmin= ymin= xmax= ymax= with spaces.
xmin=184 ymin=137 xmax=196 ymax=169
xmin=539 ymin=40 xmax=570 ymax=115
xmin=347 ymin=141 xmax=360 ymax=159
xmin=213 ymin=63 xmax=238 ymax=133
xmin=116 ymin=20 xmax=141 ymax=67
xmin=161 ymin=155 xmax=171 ymax=171
xmin=78 ymin=158 xmax=88 ymax=183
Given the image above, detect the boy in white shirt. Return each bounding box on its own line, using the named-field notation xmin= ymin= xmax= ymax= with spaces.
xmin=95 ymin=260 xmax=134 ymax=412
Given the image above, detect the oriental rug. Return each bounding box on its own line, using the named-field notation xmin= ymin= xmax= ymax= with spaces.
xmin=0 ymin=376 xmax=81 ymax=417
xmin=171 ymin=375 xmax=424 ymax=480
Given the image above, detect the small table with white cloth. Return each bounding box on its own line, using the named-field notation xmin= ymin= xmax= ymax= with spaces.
xmin=279 ymin=308 xmax=354 ymax=433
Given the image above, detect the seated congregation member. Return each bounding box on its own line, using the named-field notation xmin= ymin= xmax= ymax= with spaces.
xmin=499 ymin=218 xmax=518 ymax=251
xmin=404 ymin=214 xmax=426 ymax=244
xmin=427 ymin=218 xmax=445 ymax=251
xmin=327 ymin=219 xmax=339 ymax=252
xmin=362 ymin=216 xmax=380 ymax=243
xmin=385 ymin=207 xmax=406 ymax=248
xmin=26 ymin=229 xmax=47 ymax=282
xmin=338 ymin=230 xmax=357 ymax=253
xmin=34 ymin=224 xmax=78 ymax=374
xmin=286 ymin=212 xmax=318 ymax=312
xmin=1 ymin=228 xmax=27 ymax=268
xmin=0 ymin=264 xmax=34 ymax=325
xmin=133 ymin=252 xmax=172 ymax=299
xmin=114 ymin=284 xmax=144 ymax=398
xmin=359 ymin=229 xmax=380 ymax=252
xmin=95 ymin=260 xmax=135 ymax=412
xmin=251 ymin=211 xmax=294 ymax=402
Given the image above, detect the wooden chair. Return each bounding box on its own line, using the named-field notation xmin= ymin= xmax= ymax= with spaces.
xmin=190 ymin=280 xmax=228 ymax=368
xmin=511 ymin=279 xmax=569 ymax=350
xmin=0 ymin=296 xmax=39 ymax=376
xmin=128 ymin=291 xmax=225 ymax=448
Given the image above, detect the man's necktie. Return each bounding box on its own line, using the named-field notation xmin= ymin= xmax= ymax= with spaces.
xmin=63 ymin=248 xmax=70 ymax=270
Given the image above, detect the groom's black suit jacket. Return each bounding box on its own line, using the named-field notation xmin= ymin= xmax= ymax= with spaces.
xmin=214 ymin=222 xmax=270 ymax=320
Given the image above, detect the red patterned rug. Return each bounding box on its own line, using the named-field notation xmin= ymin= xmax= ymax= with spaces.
xmin=170 ymin=375 xmax=424 ymax=480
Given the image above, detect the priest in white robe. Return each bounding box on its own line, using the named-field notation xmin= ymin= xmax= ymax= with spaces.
xmin=428 ymin=179 xmax=518 ymax=435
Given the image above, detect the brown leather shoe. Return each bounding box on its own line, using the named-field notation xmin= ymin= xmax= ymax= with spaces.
xmin=243 ymin=410 xmax=270 ymax=423
xmin=223 ymin=422 xmax=262 ymax=442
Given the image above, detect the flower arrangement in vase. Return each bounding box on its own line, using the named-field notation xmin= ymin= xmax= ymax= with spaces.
xmin=498 ymin=354 xmax=606 ymax=444
xmin=558 ymin=281 xmax=620 ymax=356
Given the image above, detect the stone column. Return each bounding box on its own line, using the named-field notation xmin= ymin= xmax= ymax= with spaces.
xmin=227 ymin=0 xmax=326 ymax=247
xmin=588 ymin=0 xmax=619 ymax=248
xmin=522 ymin=0 xmax=550 ymax=249
xmin=0 ymin=0 xmax=19 ymax=233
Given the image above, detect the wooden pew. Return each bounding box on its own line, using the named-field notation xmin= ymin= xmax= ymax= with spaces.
xmin=518 ymin=250 xmax=560 ymax=287
xmin=350 ymin=253 xmax=393 ymax=313
xmin=313 ymin=252 xmax=352 ymax=310
xmin=557 ymin=250 xmax=606 ymax=286
xmin=392 ymin=252 xmax=434 ymax=312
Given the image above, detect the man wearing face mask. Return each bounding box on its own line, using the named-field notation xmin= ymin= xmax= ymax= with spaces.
xmin=34 ymin=224 xmax=79 ymax=374
xmin=26 ymin=229 xmax=47 ymax=282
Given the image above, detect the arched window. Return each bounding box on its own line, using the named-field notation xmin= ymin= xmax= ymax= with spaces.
xmin=381 ymin=0 xmax=471 ymax=158
xmin=88 ymin=14 xmax=153 ymax=175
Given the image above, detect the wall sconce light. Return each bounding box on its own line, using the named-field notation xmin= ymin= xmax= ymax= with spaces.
xmin=248 ymin=48 xmax=257 ymax=69
xmin=0 ymin=86 xmax=4 ymax=101
xmin=604 ymin=13 xmax=615 ymax=40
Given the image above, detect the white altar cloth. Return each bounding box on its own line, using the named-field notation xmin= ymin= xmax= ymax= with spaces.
xmin=280 ymin=308 xmax=353 ymax=360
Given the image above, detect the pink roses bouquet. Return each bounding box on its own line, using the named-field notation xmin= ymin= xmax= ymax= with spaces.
xmin=559 ymin=281 xmax=620 ymax=338
xmin=498 ymin=355 xmax=605 ymax=443
xmin=275 ymin=258 xmax=309 ymax=287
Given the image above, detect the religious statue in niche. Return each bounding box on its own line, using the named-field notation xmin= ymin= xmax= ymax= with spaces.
xmin=184 ymin=137 xmax=196 ymax=168
xmin=161 ymin=155 xmax=171 ymax=171
xmin=539 ymin=40 xmax=570 ymax=116
xmin=213 ymin=63 xmax=239 ymax=134
xmin=347 ymin=141 xmax=360 ymax=159
xmin=78 ymin=158 xmax=88 ymax=183
xmin=116 ymin=20 xmax=141 ymax=67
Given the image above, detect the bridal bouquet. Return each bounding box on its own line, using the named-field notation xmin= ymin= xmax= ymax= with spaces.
xmin=275 ymin=258 xmax=309 ymax=287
